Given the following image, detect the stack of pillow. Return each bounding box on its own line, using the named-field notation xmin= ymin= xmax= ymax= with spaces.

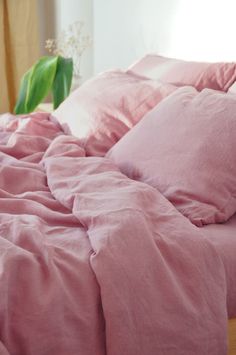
xmin=52 ymin=54 xmax=236 ymax=227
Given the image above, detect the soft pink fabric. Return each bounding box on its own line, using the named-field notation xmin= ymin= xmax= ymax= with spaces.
xmin=228 ymin=81 xmax=236 ymax=93
xmin=203 ymin=212 xmax=236 ymax=318
xmin=0 ymin=112 xmax=229 ymax=354
xmin=107 ymin=87 xmax=236 ymax=226
xmin=128 ymin=54 xmax=236 ymax=91
xmin=52 ymin=70 xmax=177 ymax=156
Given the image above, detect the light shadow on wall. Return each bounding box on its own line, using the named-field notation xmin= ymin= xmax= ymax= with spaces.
xmin=135 ymin=0 xmax=179 ymax=57
xmin=166 ymin=0 xmax=236 ymax=61
xmin=38 ymin=0 xmax=57 ymax=55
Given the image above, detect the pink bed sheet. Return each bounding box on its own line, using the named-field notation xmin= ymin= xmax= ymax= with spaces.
xmin=0 ymin=112 xmax=230 ymax=354
xmin=202 ymin=214 xmax=236 ymax=318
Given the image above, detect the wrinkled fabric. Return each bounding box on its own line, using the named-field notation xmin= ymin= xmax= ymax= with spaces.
xmin=128 ymin=54 xmax=236 ymax=91
xmin=53 ymin=70 xmax=177 ymax=156
xmin=0 ymin=113 xmax=228 ymax=354
xmin=202 ymin=214 xmax=236 ymax=318
xmin=107 ymin=87 xmax=236 ymax=226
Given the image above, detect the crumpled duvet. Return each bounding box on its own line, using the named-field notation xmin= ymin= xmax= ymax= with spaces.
xmin=0 ymin=113 xmax=228 ymax=355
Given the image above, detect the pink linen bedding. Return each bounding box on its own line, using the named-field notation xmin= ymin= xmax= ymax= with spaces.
xmin=128 ymin=54 xmax=236 ymax=91
xmin=202 ymin=214 xmax=236 ymax=319
xmin=0 ymin=112 xmax=230 ymax=354
xmin=53 ymin=70 xmax=177 ymax=156
xmin=107 ymin=87 xmax=236 ymax=227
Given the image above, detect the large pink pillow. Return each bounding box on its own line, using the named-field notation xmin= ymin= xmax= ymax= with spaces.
xmin=128 ymin=54 xmax=236 ymax=92
xmin=52 ymin=70 xmax=176 ymax=156
xmin=107 ymin=87 xmax=236 ymax=226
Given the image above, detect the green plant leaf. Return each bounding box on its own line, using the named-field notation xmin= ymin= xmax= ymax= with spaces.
xmin=26 ymin=56 xmax=59 ymax=113
xmin=14 ymin=56 xmax=59 ymax=114
xmin=14 ymin=69 xmax=31 ymax=114
xmin=52 ymin=56 xmax=73 ymax=109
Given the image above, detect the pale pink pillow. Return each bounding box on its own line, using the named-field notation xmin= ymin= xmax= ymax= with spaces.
xmin=52 ymin=70 xmax=176 ymax=156
xmin=228 ymin=81 xmax=236 ymax=93
xmin=107 ymin=87 xmax=236 ymax=226
xmin=128 ymin=54 xmax=236 ymax=92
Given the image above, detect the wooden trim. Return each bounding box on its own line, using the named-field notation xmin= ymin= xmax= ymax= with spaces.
xmin=228 ymin=318 xmax=236 ymax=355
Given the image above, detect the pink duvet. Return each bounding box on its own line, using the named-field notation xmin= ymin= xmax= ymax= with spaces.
xmin=0 ymin=113 xmax=229 ymax=354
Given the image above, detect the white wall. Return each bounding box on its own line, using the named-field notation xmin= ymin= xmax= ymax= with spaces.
xmin=38 ymin=0 xmax=236 ymax=80
xmin=94 ymin=0 xmax=236 ymax=74
xmin=38 ymin=0 xmax=93 ymax=83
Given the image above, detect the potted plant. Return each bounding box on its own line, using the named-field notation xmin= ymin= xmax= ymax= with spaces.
xmin=14 ymin=21 xmax=91 ymax=114
xmin=14 ymin=55 xmax=73 ymax=114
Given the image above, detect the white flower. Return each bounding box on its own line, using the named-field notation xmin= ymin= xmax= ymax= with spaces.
xmin=45 ymin=21 xmax=92 ymax=78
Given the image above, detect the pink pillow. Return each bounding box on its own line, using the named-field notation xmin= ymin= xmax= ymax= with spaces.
xmin=107 ymin=87 xmax=236 ymax=226
xmin=52 ymin=70 xmax=176 ymax=156
xmin=228 ymin=81 xmax=236 ymax=93
xmin=128 ymin=54 xmax=236 ymax=92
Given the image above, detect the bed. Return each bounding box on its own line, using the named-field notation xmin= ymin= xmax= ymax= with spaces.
xmin=203 ymin=217 xmax=236 ymax=355
xmin=0 ymin=55 xmax=236 ymax=355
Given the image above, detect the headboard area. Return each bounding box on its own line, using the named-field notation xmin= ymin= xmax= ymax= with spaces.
xmin=94 ymin=0 xmax=236 ymax=74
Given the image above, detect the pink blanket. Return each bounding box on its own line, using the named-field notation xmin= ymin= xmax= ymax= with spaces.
xmin=0 ymin=113 xmax=228 ymax=354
